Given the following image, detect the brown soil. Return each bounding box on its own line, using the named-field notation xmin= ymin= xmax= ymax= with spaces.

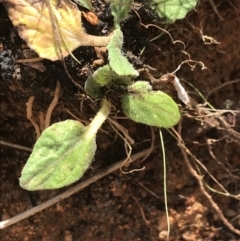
xmin=0 ymin=0 xmax=240 ymax=240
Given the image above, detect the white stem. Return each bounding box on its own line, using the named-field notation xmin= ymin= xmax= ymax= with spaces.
xmin=85 ymin=99 xmax=111 ymax=139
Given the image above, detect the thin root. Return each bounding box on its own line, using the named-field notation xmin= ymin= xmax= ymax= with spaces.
xmin=45 ymin=80 xmax=61 ymax=129
xmin=26 ymin=96 xmax=41 ymax=139
xmin=175 ymin=120 xmax=240 ymax=236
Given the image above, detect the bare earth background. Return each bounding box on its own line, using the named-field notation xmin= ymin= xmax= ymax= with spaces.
xmin=0 ymin=0 xmax=240 ymax=240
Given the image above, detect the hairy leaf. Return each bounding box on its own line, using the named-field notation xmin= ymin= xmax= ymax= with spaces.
xmin=122 ymin=81 xmax=180 ymax=128
xmin=93 ymin=65 xmax=118 ymax=86
xmin=85 ymin=64 xmax=133 ymax=98
xmin=20 ymin=120 xmax=96 ymax=190
xmin=20 ymin=99 xmax=111 ymax=190
xmin=111 ymin=0 xmax=133 ymax=28
xmin=149 ymin=0 xmax=198 ymax=23
xmin=107 ymin=29 xmax=138 ymax=77
xmin=84 ymin=65 xmax=115 ymax=99
xmin=84 ymin=75 xmax=103 ymax=98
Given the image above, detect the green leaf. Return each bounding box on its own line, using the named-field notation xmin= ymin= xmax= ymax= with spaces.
xmin=107 ymin=29 xmax=139 ymax=77
xmin=85 ymin=64 xmax=134 ymax=98
xmin=20 ymin=99 xmax=111 ymax=190
xmin=85 ymin=75 xmax=103 ymax=98
xmin=92 ymin=65 xmax=133 ymax=86
xmin=111 ymin=0 xmax=133 ymax=28
xmin=85 ymin=65 xmax=122 ymax=99
xmin=122 ymin=81 xmax=180 ymax=128
xmin=93 ymin=65 xmax=118 ymax=86
xmin=149 ymin=0 xmax=198 ymax=23
xmin=72 ymin=0 xmax=93 ymax=10
xmin=20 ymin=120 xmax=96 ymax=190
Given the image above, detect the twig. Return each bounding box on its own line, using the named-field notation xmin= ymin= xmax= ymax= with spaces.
xmin=45 ymin=80 xmax=61 ymax=129
xmin=26 ymin=96 xmax=41 ymax=139
xmin=0 ymin=147 xmax=155 ymax=229
xmin=176 ymin=120 xmax=240 ymax=236
xmin=0 ymin=140 xmax=32 ymax=152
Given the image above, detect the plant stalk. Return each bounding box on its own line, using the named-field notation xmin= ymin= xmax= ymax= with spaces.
xmin=85 ymin=99 xmax=111 ymax=139
xmin=79 ymin=33 xmax=112 ymax=47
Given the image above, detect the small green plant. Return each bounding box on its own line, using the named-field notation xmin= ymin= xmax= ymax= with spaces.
xmin=149 ymin=0 xmax=198 ymax=23
xmin=2 ymin=0 xmax=200 ymax=190
xmin=19 ymin=27 xmax=181 ymax=190
xmin=20 ymin=99 xmax=111 ymax=190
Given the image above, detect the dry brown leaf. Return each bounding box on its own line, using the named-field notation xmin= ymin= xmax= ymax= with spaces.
xmin=3 ymin=0 xmax=110 ymax=61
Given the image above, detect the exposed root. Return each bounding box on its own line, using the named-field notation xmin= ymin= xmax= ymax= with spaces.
xmin=26 ymin=80 xmax=61 ymax=139
xmin=132 ymin=8 xmax=186 ymax=52
xmin=38 ymin=111 xmax=45 ymax=132
xmin=171 ymin=59 xmax=206 ymax=74
xmin=26 ymin=96 xmax=41 ymax=139
xmin=45 ymin=80 xmax=61 ymax=129
xmin=201 ymin=34 xmax=220 ymax=45
xmin=107 ymin=117 xmax=135 ymax=145
xmin=173 ymin=121 xmax=240 ymax=236
xmin=108 ymin=120 xmax=133 ymax=174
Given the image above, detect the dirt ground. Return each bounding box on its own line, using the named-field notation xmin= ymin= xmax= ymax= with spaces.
xmin=0 ymin=0 xmax=240 ymax=240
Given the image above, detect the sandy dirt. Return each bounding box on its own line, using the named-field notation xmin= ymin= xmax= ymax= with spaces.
xmin=0 ymin=0 xmax=240 ymax=240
